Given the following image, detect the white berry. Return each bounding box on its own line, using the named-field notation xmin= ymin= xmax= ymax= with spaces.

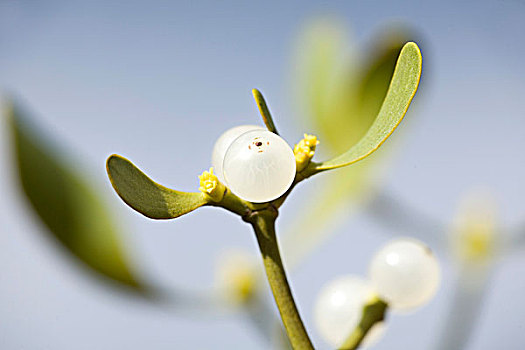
xmin=212 ymin=125 xmax=265 ymax=183
xmin=223 ymin=129 xmax=296 ymax=203
xmin=314 ymin=275 xmax=384 ymax=348
xmin=369 ymin=238 xmax=440 ymax=310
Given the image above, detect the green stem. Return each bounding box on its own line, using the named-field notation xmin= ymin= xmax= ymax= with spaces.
xmin=339 ymin=298 xmax=388 ymax=350
xmin=248 ymin=210 xmax=314 ymax=350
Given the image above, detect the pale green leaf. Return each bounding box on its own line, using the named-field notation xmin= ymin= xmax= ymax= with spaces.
xmin=283 ymin=28 xmax=414 ymax=268
xmin=107 ymin=154 xmax=207 ymax=219
xmin=353 ymin=34 xmax=411 ymax=146
xmin=8 ymin=102 xmax=143 ymax=289
xmin=293 ymin=17 xmax=356 ymax=151
xmin=314 ymin=41 xmax=422 ymax=172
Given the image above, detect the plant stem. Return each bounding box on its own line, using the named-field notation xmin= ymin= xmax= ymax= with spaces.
xmin=248 ymin=210 xmax=314 ymax=350
xmin=339 ymin=298 xmax=388 ymax=350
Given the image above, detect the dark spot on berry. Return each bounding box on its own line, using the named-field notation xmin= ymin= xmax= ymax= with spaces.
xmin=255 ymin=141 xmax=263 ymax=147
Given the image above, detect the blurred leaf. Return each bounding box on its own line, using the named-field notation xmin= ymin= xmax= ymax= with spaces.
xmin=354 ymin=33 xmax=411 ymax=146
xmin=282 ymin=168 xmax=371 ymax=269
xmin=107 ymin=154 xmax=207 ymax=219
xmin=314 ymin=41 xmax=422 ymax=172
xmin=315 ymin=32 xmax=409 ymax=190
xmin=295 ymin=21 xmax=409 ymax=154
xmin=363 ymin=189 xmax=446 ymax=249
xmin=432 ymin=264 xmax=493 ymax=350
xmin=305 ymin=27 xmax=410 ymax=193
xmin=8 ymin=101 xmax=143 ymax=289
xmin=283 ymin=25 xmax=415 ymax=267
xmin=294 ymin=18 xmax=357 ymax=151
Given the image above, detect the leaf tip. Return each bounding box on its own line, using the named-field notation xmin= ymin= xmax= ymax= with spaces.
xmin=106 ymin=153 xmax=121 ymax=178
xmin=106 ymin=154 xmax=131 ymax=199
xmin=403 ymin=41 xmax=420 ymax=53
xmin=402 ymin=41 xmax=422 ymax=67
xmin=107 ymin=153 xmax=120 ymax=165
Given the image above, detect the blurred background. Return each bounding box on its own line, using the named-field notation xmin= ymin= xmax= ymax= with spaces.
xmin=1 ymin=0 xmax=524 ymax=349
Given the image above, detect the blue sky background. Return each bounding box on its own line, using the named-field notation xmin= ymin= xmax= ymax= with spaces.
xmin=1 ymin=0 xmax=524 ymax=349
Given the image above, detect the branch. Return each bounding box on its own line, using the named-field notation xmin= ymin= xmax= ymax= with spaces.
xmin=247 ymin=209 xmax=314 ymax=350
xmin=339 ymin=298 xmax=388 ymax=350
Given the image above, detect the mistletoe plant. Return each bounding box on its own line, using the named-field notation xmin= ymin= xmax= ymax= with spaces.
xmin=106 ymin=42 xmax=422 ymax=349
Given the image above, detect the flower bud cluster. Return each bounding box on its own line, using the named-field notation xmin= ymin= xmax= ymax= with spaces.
xmin=198 ymin=167 xmax=225 ymax=202
xmin=294 ymin=134 xmax=319 ymax=171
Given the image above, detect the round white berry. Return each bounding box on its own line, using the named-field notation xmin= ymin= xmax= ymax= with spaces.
xmin=314 ymin=275 xmax=384 ymax=348
xmin=369 ymin=238 xmax=440 ymax=310
xmin=223 ymin=129 xmax=296 ymax=203
xmin=211 ymin=125 xmax=265 ymax=183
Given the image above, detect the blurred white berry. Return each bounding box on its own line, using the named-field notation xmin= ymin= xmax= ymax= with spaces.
xmin=369 ymin=238 xmax=441 ymax=310
xmin=211 ymin=125 xmax=265 ymax=183
xmin=223 ymin=129 xmax=296 ymax=203
xmin=314 ymin=275 xmax=385 ymax=348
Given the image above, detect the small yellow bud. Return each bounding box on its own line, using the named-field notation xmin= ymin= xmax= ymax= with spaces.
xmin=294 ymin=150 xmax=310 ymax=167
xmin=294 ymin=133 xmax=319 ymax=172
xmin=302 ymin=133 xmax=320 ymax=149
xmin=294 ymin=143 xmax=315 ymax=158
xmin=451 ymin=191 xmax=497 ymax=264
xmin=455 ymin=220 xmax=495 ymax=263
xmin=215 ymin=250 xmax=260 ymax=305
xmin=198 ymin=167 xmax=225 ymax=202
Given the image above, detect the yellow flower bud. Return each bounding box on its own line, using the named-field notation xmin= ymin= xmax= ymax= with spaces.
xmin=198 ymin=167 xmax=225 ymax=202
xmin=294 ymin=134 xmax=319 ymax=172
xmin=302 ymin=133 xmax=320 ymax=149
xmin=451 ymin=191 xmax=497 ymax=264
xmin=215 ymin=250 xmax=259 ymax=305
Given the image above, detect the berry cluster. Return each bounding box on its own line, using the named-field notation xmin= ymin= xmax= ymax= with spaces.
xmin=315 ymin=238 xmax=440 ymax=347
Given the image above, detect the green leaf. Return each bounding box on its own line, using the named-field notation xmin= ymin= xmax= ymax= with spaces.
xmin=283 ymin=26 xmax=414 ymax=268
xmin=358 ymin=40 xmax=407 ymax=104
xmin=313 ymin=41 xmax=422 ymax=172
xmin=284 ymin=37 xmax=410 ymax=251
xmin=7 ymin=101 xmax=143 ymax=289
xmin=352 ymin=34 xmax=410 ymax=146
xmin=252 ymin=89 xmax=279 ymax=135
xmin=107 ymin=154 xmax=207 ymax=219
